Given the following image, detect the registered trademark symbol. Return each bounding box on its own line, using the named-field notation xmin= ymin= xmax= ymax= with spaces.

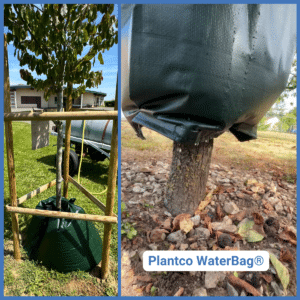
xmin=255 ymin=256 xmax=264 ymax=266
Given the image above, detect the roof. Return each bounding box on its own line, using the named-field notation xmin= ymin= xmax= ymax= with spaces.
xmin=10 ymin=85 xmax=106 ymax=96
xmin=10 ymin=85 xmax=32 ymax=90
xmin=85 ymin=89 xmax=106 ymax=96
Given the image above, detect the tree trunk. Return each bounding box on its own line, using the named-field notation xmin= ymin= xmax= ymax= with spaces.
xmin=63 ymin=83 xmax=73 ymax=198
xmin=56 ymin=87 xmax=64 ymax=210
xmin=165 ymin=139 xmax=214 ymax=216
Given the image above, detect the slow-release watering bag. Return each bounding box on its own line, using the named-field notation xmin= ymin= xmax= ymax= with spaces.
xmin=122 ymin=4 xmax=296 ymax=143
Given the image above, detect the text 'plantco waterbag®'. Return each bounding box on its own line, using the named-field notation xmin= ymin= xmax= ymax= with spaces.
xmin=122 ymin=4 xmax=296 ymax=144
xmin=24 ymin=196 xmax=102 ymax=273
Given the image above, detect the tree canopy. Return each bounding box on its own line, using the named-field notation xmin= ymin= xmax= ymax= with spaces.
xmin=4 ymin=4 xmax=118 ymax=99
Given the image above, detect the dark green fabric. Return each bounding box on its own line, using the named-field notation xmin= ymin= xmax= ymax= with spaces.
xmin=121 ymin=4 xmax=296 ymax=143
xmin=23 ymin=196 xmax=102 ymax=273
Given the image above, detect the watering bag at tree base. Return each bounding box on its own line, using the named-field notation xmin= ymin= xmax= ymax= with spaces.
xmin=23 ymin=196 xmax=102 ymax=273
xmin=122 ymin=4 xmax=296 ymax=143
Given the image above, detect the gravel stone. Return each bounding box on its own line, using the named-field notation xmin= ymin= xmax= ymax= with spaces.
xmin=195 ymin=227 xmax=211 ymax=240
xmin=205 ymin=272 xmax=226 ymax=289
xmin=223 ymin=201 xmax=240 ymax=214
xmin=227 ymin=282 xmax=239 ymax=296
xmin=167 ymin=230 xmax=186 ymax=243
xmin=193 ymin=288 xmax=207 ymax=296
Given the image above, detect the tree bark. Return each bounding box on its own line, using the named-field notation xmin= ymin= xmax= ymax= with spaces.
xmin=56 ymin=87 xmax=64 ymax=210
xmin=165 ymin=139 xmax=214 ymax=216
xmin=63 ymin=83 xmax=72 ymax=198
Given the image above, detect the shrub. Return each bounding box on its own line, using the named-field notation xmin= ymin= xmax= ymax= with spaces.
xmin=105 ymin=100 xmax=115 ymax=107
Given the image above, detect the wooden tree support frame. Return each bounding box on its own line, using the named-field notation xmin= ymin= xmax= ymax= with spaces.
xmin=16 ymin=177 xmax=117 ymax=218
xmin=4 ymin=110 xmax=118 ymax=121
xmin=4 ymin=33 xmax=118 ymax=279
xmin=68 ymin=176 xmax=117 ymax=218
xmin=6 ymin=206 xmax=117 ymax=223
xmin=17 ymin=179 xmax=57 ymax=205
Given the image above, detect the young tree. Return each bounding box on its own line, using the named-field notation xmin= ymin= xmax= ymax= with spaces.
xmin=5 ymin=4 xmax=118 ymax=209
xmin=166 ymin=53 xmax=297 ymax=216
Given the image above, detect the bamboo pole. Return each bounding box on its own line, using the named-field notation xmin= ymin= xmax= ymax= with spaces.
xmin=18 ymin=179 xmax=57 ymax=205
xmin=101 ymin=76 xmax=118 ymax=279
xmin=4 ymin=111 xmax=118 ymax=121
xmin=68 ymin=176 xmax=117 ymax=217
xmin=63 ymin=83 xmax=73 ymax=198
xmin=4 ymin=33 xmax=21 ymax=261
xmin=6 ymin=206 xmax=117 ymax=224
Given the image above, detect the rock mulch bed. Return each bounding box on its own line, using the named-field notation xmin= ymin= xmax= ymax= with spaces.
xmin=121 ymin=160 xmax=297 ymax=296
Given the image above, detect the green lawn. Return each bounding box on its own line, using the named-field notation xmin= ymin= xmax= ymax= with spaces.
xmin=122 ymin=120 xmax=296 ymax=181
xmin=4 ymin=122 xmax=118 ymax=296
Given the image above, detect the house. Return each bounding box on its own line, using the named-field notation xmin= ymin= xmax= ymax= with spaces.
xmin=10 ymin=85 xmax=106 ymax=110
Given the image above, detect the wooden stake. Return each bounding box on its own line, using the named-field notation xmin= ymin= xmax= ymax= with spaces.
xmin=68 ymin=176 xmax=117 ymax=217
xmin=63 ymin=83 xmax=73 ymax=198
xmin=6 ymin=206 xmax=117 ymax=224
xmin=101 ymin=75 xmax=118 ymax=279
xmin=4 ymin=33 xmax=21 ymax=261
xmin=4 ymin=110 xmax=118 ymax=121
xmin=18 ymin=179 xmax=57 ymax=205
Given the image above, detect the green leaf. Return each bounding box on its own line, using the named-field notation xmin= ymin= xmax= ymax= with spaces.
xmin=127 ymin=228 xmax=137 ymax=240
xmin=233 ymin=271 xmax=239 ymax=278
xmin=238 ymin=220 xmax=264 ymax=242
xmin=121 ymin=202 xmax=126 ymax=213
xmin=246 ymin=230 xmax=264 ymax=242
xmin=98 ymin=52 xmax=104 ymax=65
xmin=238 ymin=220 xmax=254 ymax=237
xmin=269 ymin=252 xmax=289 ymax=290
xmin=150 ymin=286 xmax=158 ymax=296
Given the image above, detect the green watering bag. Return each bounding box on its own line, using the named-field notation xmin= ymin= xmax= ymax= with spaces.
xmin=122 ymin=4 xmax=296 ymax=143
xmin=23 ymin=196 xmax=102 ymax=273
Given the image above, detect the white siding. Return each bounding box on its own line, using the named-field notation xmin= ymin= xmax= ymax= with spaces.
xmin=48 ymin=94 xmax=57 ymax=108
xmin=45 ymin=93 xmax=96 ymax=107
xmin=82 ymin=93 xmax=96 ymax=106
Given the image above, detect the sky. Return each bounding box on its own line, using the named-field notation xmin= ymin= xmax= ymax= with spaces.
xmin=5 ymin=5 xmax=118 ymax=101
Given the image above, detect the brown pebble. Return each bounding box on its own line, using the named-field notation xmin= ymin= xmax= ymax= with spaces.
xmin=190 ymin=242 xmax=198 ymax=250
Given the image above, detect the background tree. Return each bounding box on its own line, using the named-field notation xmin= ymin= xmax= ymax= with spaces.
xmin=276 ymin=107 xmax=297 ymax=132
xmin=257 ymin=116 xmax=271 ymax=131
xmin=258 ymin=54 xmax=297 ymax=132
xmin=5 ymin=4 xmax=118 ymax=209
